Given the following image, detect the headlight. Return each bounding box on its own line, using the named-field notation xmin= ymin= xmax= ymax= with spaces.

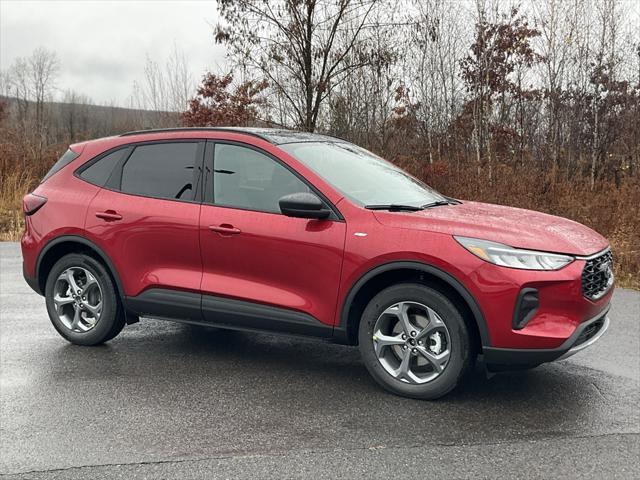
xmin=454 ymin=236 xmax=574 ymax=270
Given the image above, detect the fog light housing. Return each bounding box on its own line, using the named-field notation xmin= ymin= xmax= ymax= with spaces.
xmin=513 ymin=288 xmax=539 ymax=330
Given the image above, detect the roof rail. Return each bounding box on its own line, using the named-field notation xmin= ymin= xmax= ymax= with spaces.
xmin=119 ymin=127 xmax=274 ymax=142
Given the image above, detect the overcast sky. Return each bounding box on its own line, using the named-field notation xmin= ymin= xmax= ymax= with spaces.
xmin=0 ymin=0 xmax=227 ymax=106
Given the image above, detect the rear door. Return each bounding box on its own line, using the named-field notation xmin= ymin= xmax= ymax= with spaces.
xmin=84 ymin=141 xmax=205 ymax=320
xmin=199 ymin=141 xmax=346 ymax=335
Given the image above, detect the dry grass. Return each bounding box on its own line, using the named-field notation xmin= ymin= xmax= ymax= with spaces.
xmin=1 ymin=168 xmax=40 ymax=241
xmin=0 ymin=130 xmax=63 ymax=240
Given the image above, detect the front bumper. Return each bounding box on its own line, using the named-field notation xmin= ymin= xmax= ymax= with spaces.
xmin=482 ymin=306 xmax=610 ymax=369
xmin=466 ymin=246 xmax=614 ymax=350
xmin=556 ymin=314 xmax=609 ymax=360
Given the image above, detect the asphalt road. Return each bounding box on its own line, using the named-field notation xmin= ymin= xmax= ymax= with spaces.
xmin=1 ymin=242 xmax=638 ymax=479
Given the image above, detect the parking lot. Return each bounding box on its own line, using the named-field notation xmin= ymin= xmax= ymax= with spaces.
xmin=1 ymin=242 xmax=638 ymax=479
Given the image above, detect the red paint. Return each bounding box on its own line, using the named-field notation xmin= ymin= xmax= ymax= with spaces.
xmin=21 ymin=129 xmax=613 ymax=353
xmin=199 ymin=204 xmax=345 ymax=325
xmin=84 ymin=188 xmax=202 ymax=295
xmin=373 ymin=201 xmax=608 ymax=256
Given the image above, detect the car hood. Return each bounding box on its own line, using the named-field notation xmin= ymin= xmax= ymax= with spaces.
xmin=373 ymin=201 xmax=608 ymax=256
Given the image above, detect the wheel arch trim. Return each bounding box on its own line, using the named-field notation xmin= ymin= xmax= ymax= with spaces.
xmin=337 ymin=261 xmax=491 ymax=347
xmin=35 ymin=235 xmax=125 ymax=301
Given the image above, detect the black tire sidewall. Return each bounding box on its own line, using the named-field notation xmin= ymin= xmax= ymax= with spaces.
xmin=358 ymin=283 xmax=471 ymax=399
xmin=45 ymin=253 xmax=120 ymax=346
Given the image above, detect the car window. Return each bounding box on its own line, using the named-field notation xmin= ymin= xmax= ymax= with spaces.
xmin=213 ymin=144 xmax=310 ymax=213
xmin=280 ymin=142 xmax=445 ymax=207
xmin=79 ymin=149 xmax=125 ymax=187
xmin=120 ymin=143 xmax=198 ymax=201
xmin=42 ymin=148 xmax=79 ymax=183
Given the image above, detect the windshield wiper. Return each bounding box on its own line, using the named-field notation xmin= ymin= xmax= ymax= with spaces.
xmin=421 ymin=199 xmax=456 ymax=209
xmin=365 ymin=204 xmax=424 ymax=211
xmin=366 ymin=198 xmax=461 ymax=211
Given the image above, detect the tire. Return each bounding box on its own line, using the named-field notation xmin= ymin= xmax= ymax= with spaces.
xmin=45 ymin=253 xmax=125 ymax=345
xmin=358 ymin=283 xmax=473 ymax=400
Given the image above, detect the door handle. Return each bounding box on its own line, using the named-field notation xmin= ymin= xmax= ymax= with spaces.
xmin=208 ymin=224 xmax=241 ymax=235
xmin=95 ymin=210 xmax=123 ymax=221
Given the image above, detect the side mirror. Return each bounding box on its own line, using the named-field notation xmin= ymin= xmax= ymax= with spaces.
xmin=279 ymin=192 xmax=331 ymax=219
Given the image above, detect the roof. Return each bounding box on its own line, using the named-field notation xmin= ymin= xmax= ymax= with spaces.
xmin=119 ymin=127 xmax=346 ymax=145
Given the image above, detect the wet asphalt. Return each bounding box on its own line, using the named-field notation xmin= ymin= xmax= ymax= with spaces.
xmin=0 ymin=242 xmax=638 ymax=479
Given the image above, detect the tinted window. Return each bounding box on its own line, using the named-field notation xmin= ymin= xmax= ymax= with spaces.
xmin=121 ymin=143 xmax=198 ymax=200
xmin=79 ymin=149 xmax=125 ymax=186
xmin=214 ymin=144 xmax=310 ymax=213
xmin=42 ymin=148 xmax=79 ymax=182
xmin=280 ymin=142 xmax=445 ymax=207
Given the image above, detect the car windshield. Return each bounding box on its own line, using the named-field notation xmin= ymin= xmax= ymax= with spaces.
xmin=279 ymin=141 xmax=446 ymax=207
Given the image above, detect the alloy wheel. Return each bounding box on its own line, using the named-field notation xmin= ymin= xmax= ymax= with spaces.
xmin=372 ymin=301 xmax=451 ymax=384
xmin=52 ymin=266 xmax=103 ymax=332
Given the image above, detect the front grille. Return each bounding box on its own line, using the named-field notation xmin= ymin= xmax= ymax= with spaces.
xmin=574 ymin=317 xmax=606 ymax=347
xmin=581 ymin=250 xmax=614 ymax=300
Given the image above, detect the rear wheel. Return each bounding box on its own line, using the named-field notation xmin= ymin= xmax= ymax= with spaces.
xmin=358 ymin=283 xmax=473 ymax=399
xmin=45 ymin=253 xmax=125 ymax=345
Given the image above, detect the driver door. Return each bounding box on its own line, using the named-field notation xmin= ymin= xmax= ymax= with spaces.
xmin=198 ymin=141 xmax=346 ymax=334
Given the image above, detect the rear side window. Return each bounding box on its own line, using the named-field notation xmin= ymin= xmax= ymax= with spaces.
xmin=79 ymin=149 xmax=126 ymax=187
xmin=42 ymin=149 xmax=79 ymax=182
xmin=120 ymin=142 xmax=199 ymax=201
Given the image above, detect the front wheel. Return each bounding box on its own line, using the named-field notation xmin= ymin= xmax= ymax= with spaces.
xmin=358 ymin=283 xmax=473 ymax=399
xmin=45 ymin=253 xmax=125 ymax=345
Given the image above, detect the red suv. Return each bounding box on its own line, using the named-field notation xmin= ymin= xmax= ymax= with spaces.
xmin=21 ymin=128 xmax=613 ymax=399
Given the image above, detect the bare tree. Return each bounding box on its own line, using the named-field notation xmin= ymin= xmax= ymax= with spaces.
xmin=534 ymin=0 xmax=580 ymax=171
xmin=130 ymin=44 xmax=194 ymax=126
xmin=7 ymin=57 xmax=31 ymax=126
xmin=587 ymin=0 xmax=629 ymax=188
xmin=215 ymin=0 xmax=382 ymax=132
xmin=0 ymin=70 xmax=12 ymax=98
xmin=409 ymin=0 xmax=468 ymax=163
xmin=29 ymin=47 xmax=59 ymax=140
xmin=326 ymin=3 xmax=406 ymax=152
xmin=165 ymin=44 xmax=194 ymax=113
xmin=59 ymin=90 xmax=91 ymax=140
xmin=461 ymin=2 xmax=541 ymax=179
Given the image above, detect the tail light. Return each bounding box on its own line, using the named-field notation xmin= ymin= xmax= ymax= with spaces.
xmin=23 ymin=193 xmax=48 ymax=215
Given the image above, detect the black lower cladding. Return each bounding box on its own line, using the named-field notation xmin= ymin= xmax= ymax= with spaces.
xmin=124 ymin=288 xmax=333 ymax=338
xmin=23 ymin=263 xmax=42 ymax=295
xmin=483 ymin=305 xmax=610 ymax=370
xmin=573 ymin=317 xmax=606 ymax=347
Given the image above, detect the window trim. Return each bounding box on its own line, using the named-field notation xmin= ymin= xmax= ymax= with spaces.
xmin=76 ymin=139 xmax=206 ymax=205
xmin=74 ymin=145 xmax=132 ymax=188
xmin=204 ymin=139 xmax=344 ymax=221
